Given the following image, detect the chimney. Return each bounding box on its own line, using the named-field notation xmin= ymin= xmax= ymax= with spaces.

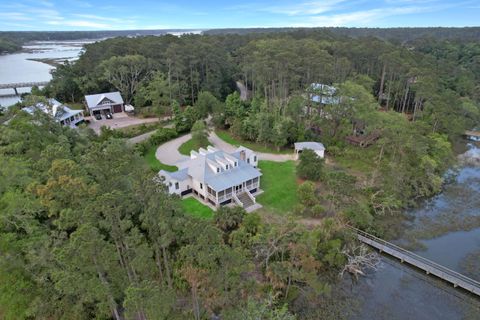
xmin=240 ymin=150 xmax=246 ymax=161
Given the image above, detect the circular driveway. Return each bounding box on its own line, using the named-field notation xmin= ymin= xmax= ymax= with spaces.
xmin=155 ymin=133 xmax=191 ymax=165
xmin=155 ymin=131 xmax=294 ymax=167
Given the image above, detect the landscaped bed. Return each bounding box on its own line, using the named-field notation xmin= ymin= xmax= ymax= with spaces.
xmin=216 ymin=130 xmax=291 ymax=154
xmin=178 ymin=138 xmax=209 ymax=156
xmin=256 ymin=160 xmax=298 ymax=214
xmin=181 ymin=197 xmax=214 ymax=219
xmin=144 ymin=145 xmax=178 ymax=172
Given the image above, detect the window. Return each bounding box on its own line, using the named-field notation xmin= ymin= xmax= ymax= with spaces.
xmin=254 ymin=156 xmax=257 ymax=162
xmin=200 ymin=183 xmax=203 ymax=189
xmin=217 ymin=168 xmax=220 ymax=173
xmin=169 ymin=182 xmax=172 ymax=187
xmin=175 ymin=182 xmax=179 ymax=190
xmin=234 ymin=162 xmax=237 ymax=167
xmin=226 ymin=165 xmax=229 ymax=170
xmin=247 ymin=159 xmax=250 ymax=163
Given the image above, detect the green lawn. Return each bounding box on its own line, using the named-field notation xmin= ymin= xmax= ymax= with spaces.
xmin=216 ymin=130 xmax=291 ymax=154
xmin=182 ymin=197 xmax=214 ymax=219
xmin=256 ymin=160 xmax=298 ymax=214
xmin=333 ymin=145 xmax=378 ymax=173
xmin=67 ymin=102 xmax=85 ymax=110
xmin=144 ymin=145 xmax=178 ymax=172
xmin=118 ymin=122 xmax=160 ymax=137
xmin=178 ymin=138 xmax=209 ymax=156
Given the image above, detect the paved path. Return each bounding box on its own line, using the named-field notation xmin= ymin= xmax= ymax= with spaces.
xmin=236 ymin=81 xmax=248 ymax=101
xmin=127 ymin=130 xmax=157 ymax=144
xmin=208 ymin=132 xmax=294 ymax=162
xmin=155 ymin=133 xmax=191 ymax=165
xmin=155 ymin=131 xmax=294 ymax=166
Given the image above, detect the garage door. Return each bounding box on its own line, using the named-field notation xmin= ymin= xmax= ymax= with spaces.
xmin=113 ymin=104 xmax=123 ymax=113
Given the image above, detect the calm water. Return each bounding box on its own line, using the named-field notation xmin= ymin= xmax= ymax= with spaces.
xmin=0 ymin=40 xmax=92 ymax=107
xmin=348 ymin=144 xmax=480 ymax=319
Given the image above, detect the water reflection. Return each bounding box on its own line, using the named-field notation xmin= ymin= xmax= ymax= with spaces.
xmin=349 ymin=144 xmax=480 ymax=319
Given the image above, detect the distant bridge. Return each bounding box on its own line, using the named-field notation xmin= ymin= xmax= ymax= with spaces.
xmin=353 ymin=228 xmax=480 ymax=297
xmin=0 ymin=81 xmax=50 ymax=96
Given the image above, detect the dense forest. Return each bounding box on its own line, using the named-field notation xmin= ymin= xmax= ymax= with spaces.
xmin=0 ymin=37 xmax=22 ymax=53
xmin=205 ymin=27 xmax=480 ymax=42
xmin=1 ymin=28 xmax=480 ymax=319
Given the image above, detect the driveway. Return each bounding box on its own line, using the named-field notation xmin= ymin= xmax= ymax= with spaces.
xmin=127 ymin=130 xmax=157 ymax=144
xmin=155 ymin=131 xmax=294 ymax=167
xmin=208 ymin=131 xmax=294 ymax=162
xmin=88 ymin=112 xmax=160 ymax=134
xmin=156 ymin=133 xmax=191 ymax=166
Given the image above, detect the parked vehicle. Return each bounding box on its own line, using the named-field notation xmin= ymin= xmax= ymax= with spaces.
xmin=105 ymin=112 xmax=113 ymax=119
xmin=95 ymin=113 xmax=102 ymax=120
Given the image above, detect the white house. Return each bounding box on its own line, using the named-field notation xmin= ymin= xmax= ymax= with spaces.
xmin=309 ymin=83 xmax=340 ymax=105
xmin=85 ymin=91 xmax=124 ymax=115
xmin=294 ymin=142 xmax=325 ymax=160
xmin=22 ymin=98 xmax=84 ymax=127
xmin=159 ymin=146 xmax=261 ymax=209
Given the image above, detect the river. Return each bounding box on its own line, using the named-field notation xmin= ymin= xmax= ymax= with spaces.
xmin=0 ymin=40 xmax=92 ymax=107
xmin=347 ymin=142 xmax=480 ymax=319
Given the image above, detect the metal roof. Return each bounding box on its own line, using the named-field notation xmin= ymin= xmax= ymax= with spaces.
xmin=294 ymin=141 xmax=325 ymax=151
xmin=171 ymin=147 xmax=261 ymax=191
xmin=159 ymin=168 xmax=189 ymax=181
xmin=22 ymin=99 xmax=82 ymax=122
xmin=207 ymin=164 xmax=261 ymax=191
xmin=85 ymin=92 xmax=124 ymax=110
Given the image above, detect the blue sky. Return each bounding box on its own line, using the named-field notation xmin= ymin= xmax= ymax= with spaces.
xmin=0 ymin=0 xmax=479 ymax=31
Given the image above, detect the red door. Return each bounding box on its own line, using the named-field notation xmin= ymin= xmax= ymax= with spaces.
xmin=113 ymin=104 xmax=123 ymax=113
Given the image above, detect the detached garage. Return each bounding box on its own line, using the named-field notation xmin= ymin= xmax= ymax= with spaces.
xmin=294 ymin=142 xmax=325 ymax=160
xmin=85 ymin=92 xmax=125 ymax=115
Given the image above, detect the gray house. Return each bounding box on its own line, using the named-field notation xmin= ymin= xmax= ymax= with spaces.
xmin=159 ymin=146 xmax=261 ymax=209
xmin=85 ymin=91 xmax=124 ymax=115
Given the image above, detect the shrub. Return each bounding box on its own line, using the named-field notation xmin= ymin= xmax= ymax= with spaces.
xmin=297 ymin=181 xmax=317 ymax=207
xmin=297 ymin=149 xmax=324 ymax=181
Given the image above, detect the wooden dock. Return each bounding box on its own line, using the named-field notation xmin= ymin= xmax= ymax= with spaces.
xmin=0 ymin=81 xmax=49 ymax=96
xmin=353 ymin=228 xmax=480 ymax=297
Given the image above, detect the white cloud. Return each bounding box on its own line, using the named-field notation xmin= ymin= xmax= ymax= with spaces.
xmin=0 ymin=12 xmax=32 ymax=21
xmin=262 ymin=0 xmax=349 ymax=16
xmin=46 ymin=20 xmax=112 ymax=29
xmin=296 ymin=6 xmax=434 ymax=27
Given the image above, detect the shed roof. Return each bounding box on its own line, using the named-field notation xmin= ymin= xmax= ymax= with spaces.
xmin=294 ymin=141 xmax=325 ymax=151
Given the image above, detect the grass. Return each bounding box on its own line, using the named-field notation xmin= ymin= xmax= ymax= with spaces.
xmin=118 ymin=122 xmax=160 ymax=137
xmin=256 ymin=160 xmax=298 ymax=214
xmin=182 ymin=197 xmax=214 ymax=219
xmin=144 ymin=144 xmax=178 ymax=172
xmin=332 ymin=144 xmax=378 ymax=174
xmin=67 ymin=102 xmax=85 ymax=110
xmin=216 ymin=130 xmax=291 ymax=154
xmin=178 ymin=138 xmax=209 ymax=156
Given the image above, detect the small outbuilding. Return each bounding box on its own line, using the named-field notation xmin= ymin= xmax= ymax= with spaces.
xmin=294 ymin=142 xmax=325 ymax=160
xmin=85 ymin=91 xmax=125 ymax=116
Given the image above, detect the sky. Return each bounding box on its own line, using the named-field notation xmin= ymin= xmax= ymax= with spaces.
xmin=0 ymin=0 xmax=479 ymax=31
